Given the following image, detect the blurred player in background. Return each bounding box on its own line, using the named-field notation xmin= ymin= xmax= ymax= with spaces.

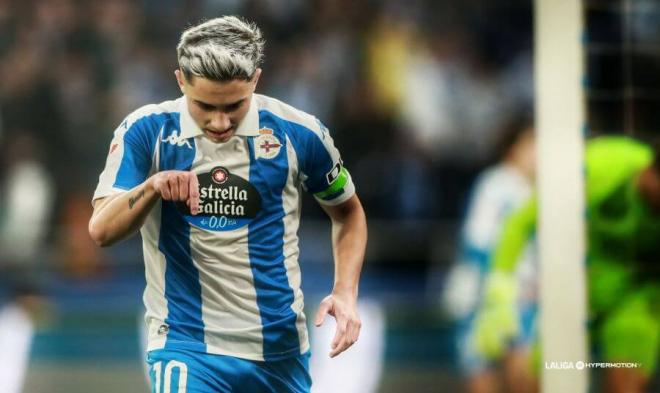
xmin=89 ymin=16 xmax=367 ymax=393
xmin=443 ymin=114 xmax=537 ymax=393
xmin=0 ymin=134 xmax=53 ymax=393
xmin=476 ymin=136 xmax=660 ymax=393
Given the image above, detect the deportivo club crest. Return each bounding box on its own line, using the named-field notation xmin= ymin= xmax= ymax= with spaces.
xmin=255 ymin=129 xmax=282 ymax=159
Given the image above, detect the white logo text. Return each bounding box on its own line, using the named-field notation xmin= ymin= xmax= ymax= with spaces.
xmin=162 ymin=129 xmax=192 ymax=149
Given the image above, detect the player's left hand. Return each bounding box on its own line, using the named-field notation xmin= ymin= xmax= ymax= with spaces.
xmin=473 ymin=271 xmax=519 ymax=360
xmin=314 ymin=292 xmax=361 ymax=358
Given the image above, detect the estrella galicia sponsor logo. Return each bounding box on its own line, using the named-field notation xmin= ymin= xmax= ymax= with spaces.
xmin=212 ymin=167 xmax=229 ymax=184
xmin=177 ymin=166 xmax=261 ymax=231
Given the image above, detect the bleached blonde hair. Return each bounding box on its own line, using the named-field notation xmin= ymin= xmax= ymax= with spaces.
xmin=177 ymin=16 xmax=265 ymax=82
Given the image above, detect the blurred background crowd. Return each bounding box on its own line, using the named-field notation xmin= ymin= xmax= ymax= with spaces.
xmin=0 ymin=0 xmax=658 ymax=392
xmin=0 ymin=0 xmax=535 ymax=222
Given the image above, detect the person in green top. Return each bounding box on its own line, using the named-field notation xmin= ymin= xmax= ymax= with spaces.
xmin=473 ymin=136 xmax=660 ymax=393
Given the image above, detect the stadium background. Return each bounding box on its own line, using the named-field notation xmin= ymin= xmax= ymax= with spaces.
xmin=0 ymin=0 xmax=657 ymax=392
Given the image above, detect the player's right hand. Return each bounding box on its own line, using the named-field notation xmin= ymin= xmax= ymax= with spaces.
xmin=473 ymin=270 xmax=519 ymax=360
xmin=150 ymin=170 xmax=200 ymax=214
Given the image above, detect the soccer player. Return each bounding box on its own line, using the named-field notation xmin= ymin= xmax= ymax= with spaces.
xmin=88 ymin=16 xmax=367 ymax=393
xmin=443 ymin=115 xmax=537 ymax=393
xmin=475 ymin=136 xmax=660 ymax=393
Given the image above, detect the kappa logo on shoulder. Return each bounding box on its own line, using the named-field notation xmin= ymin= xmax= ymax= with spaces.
xmin=161 ymin=126 xmax=192 ymax=149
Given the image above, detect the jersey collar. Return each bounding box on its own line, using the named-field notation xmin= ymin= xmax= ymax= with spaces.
xmin=235 ymin=95 xmax=260 ymax=137
xmin=179 ymin=95 xmax=260 ymax=139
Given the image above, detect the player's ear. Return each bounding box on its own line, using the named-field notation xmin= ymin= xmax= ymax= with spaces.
xmin=251 ymin=68 xmax=262 ymax=90
xmin=174 ymin=69 xmax=186 ymax=94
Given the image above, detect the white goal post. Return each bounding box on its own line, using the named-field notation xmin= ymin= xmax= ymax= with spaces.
xmin=534 ymin=1 xmax=589 ymax=392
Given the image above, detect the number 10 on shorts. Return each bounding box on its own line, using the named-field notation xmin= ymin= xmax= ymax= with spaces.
xmin=152 ymin=360 xmax=188 ymax=393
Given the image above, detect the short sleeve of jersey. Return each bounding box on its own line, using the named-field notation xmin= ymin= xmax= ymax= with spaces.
xmin=293 ymin=120 xmax=355 ymax=206
xmin=92 ymin=112 xmax=157 ymax=202
xmin=463 ymin=171 xmax=507 ymax=252
xmin=463 ymin=167 xmax=531 ymax=252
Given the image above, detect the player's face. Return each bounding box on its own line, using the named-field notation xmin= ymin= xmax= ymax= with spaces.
xmin=510 ymin=127 xmax=536 ymax=180
xmin=176 ymin=69 xmax=261 ymax=143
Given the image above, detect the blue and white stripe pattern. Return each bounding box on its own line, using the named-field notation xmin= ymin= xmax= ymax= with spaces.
xmin=93 ymin=94 xmax=354 ymax=361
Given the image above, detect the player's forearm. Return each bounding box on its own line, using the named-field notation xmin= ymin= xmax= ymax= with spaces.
xmin=492 ymin=197 xmax=537 ymax=272
xmin=89 ymin=179 xmax=159 ymax=247
xmin=329 ymin=197 xmax=367 ymax=297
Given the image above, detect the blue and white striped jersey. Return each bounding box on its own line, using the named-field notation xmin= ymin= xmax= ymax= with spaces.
xmin=93 ymin=94 xmax=355 ymax=361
